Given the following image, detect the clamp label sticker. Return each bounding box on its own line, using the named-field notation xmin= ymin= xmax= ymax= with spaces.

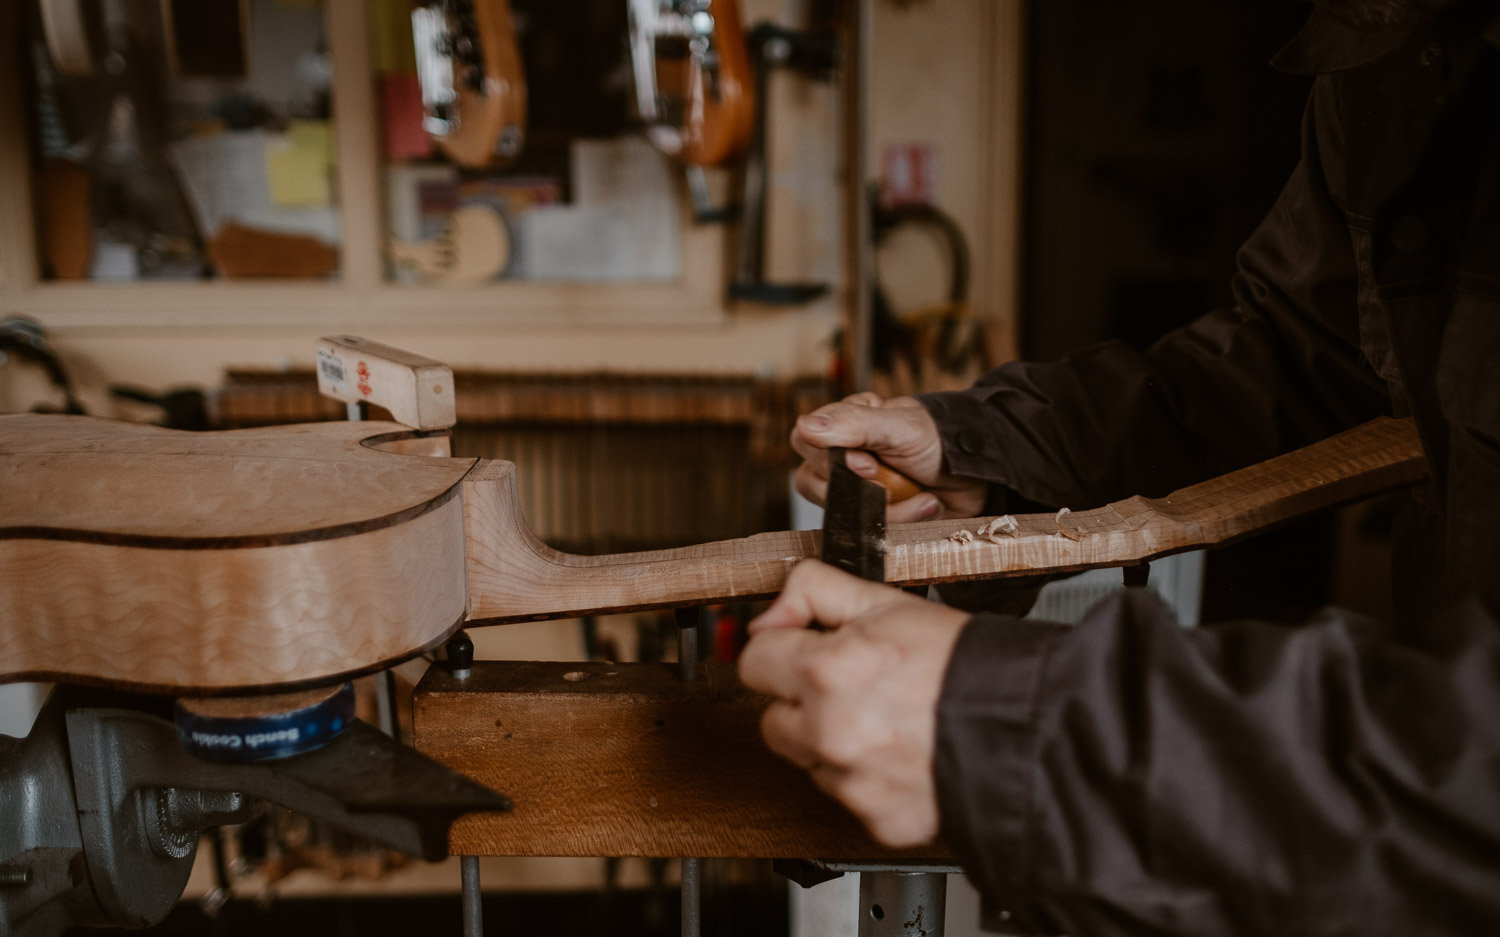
xmin=317 ymin=348 xmax=348 ymax=394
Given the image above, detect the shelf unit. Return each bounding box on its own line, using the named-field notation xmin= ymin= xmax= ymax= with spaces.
xmin=0 ymin=0 xmax=733 ymax=330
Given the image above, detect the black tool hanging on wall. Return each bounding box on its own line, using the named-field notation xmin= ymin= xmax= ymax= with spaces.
xmin=870 ymin=194 xmax=974 ymax=375
xmin=727 ymin=21 xmax=839 ymax=305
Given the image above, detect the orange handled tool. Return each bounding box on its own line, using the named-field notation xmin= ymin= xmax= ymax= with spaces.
xmin=867 ymin=458 xmax=922 ymax=504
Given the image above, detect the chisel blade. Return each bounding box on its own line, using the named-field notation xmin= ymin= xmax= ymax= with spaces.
xmin=821 ymin=447 xmax=888 ymax=583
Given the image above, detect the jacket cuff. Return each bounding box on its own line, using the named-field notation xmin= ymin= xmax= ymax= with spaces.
xmin=935 ymin=614 xmax=1068 ymax=935
xmin=914 ymin=389 xmax=1020 ymax=486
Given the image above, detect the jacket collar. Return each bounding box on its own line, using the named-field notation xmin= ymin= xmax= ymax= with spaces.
xmin=1272 ymin=1 xmax=1500 ymax=74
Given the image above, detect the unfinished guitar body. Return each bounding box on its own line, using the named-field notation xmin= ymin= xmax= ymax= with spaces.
xmin=0 ymin=415 xmax=474 ymax=693
xmin=1 ymin=413 xmax=1427 ymax=694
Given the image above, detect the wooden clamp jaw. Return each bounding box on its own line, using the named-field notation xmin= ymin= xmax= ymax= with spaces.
xmin=315 ymin=335 xmax=456 ymax=432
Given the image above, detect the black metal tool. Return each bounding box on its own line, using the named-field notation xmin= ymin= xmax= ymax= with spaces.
xmin=728 ymin=22 xmax=837 ymax=305
xmin=1 ymin=686 xmax=510 ymax=936
xmin=820 ymin=447 xmax=887 ymax=583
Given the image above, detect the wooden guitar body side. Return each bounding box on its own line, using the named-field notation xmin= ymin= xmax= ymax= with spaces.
xmin=0 ymin=415 xmax=476 ymax=693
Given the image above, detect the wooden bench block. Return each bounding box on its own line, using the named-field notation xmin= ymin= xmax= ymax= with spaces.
xmin=413 ymin=659 xmax=951 ymax=860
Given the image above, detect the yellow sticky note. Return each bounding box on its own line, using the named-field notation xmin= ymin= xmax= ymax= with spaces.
xmin=266 ymin=141 xmax=331 ymax=208
xmin=287 ymin=119 xmax=334 ymax=166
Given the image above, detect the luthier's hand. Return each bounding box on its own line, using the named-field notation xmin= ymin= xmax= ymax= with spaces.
xmin=791 ymin=393 xmax=987 ymax=522
xmin=739 ymin=560 xmax=968 ymax=847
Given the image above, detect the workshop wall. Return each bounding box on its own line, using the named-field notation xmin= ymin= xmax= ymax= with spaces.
xmin=0 ymin=0 xmax=1024 ymax=418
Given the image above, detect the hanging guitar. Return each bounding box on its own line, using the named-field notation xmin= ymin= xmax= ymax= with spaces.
xmin=412 ymin=0 xmax=528 ymax=168
xmin=628 ymin=0 xmax=754 ymax=222
xmin=629 ymin=0 xmax=754 ymax=168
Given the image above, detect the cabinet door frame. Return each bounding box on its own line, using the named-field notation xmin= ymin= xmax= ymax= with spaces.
xmin=0 ymin=0 xmax=731 ymax=330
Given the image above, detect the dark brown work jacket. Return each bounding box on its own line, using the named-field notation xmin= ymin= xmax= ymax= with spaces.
xmin=915 ymin=4 xmax=1500 ymax=934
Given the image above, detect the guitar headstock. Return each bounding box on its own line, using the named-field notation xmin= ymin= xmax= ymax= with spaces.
xmin=412 ymin=0 xmax=528 ymax=168
xmin=629 ymin=0 xmax=754 ymax=167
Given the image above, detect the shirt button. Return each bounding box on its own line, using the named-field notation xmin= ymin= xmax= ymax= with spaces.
xmin=956 ymin=429 xmax=985 ymax=455
xmin=1392 ymin=215 xmax=1430 ymax=254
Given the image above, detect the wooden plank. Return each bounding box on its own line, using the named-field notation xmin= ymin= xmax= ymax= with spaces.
xmin=413 ymin=659 xmax=950 ymax=859
xmin=464 ymin=416 xmax=1428 ymax=622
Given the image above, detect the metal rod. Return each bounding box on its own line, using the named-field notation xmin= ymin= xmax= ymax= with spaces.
xmin=681 ymin=856 xmax=702 ymax=937
xmin=858 ymin=871 xmax=947 ymax=937
xmin=674 ymin=606 xmax=702 ymax=937
xmin=674 ymin=606 xmax=700 ymax=683
xmin=375 ymin=668 xmax=398 ymax=738
xmin=461 ymin=855 xmax=482 ymax=937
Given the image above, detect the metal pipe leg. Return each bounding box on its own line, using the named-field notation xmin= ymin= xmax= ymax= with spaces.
xmin=674 ymin=607 xmax=702 ymax=937
xmin=674 ymin=606 xmax=699 ymax=683
xmin=681 ymin=857 xmax=702 ymax=937
xmin=461 ymin=854 xmax=482 ymax=937
xmin=858 ymin=872 xmax=947 ymax=937
xmin=375 ymin=668 xmax=398 ymax=737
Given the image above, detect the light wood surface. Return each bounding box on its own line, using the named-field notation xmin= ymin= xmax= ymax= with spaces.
xmin=464 ymin=416 xmax=1427 ymax=622
xmin=1 ymin=414 xmax=471 ymax=542
xmin=314 ymin=335 xmax=457 ymax=430
xmin=414 ymin=659 xmax=950 ymax=859
xmin=1 ymin=414 xmax=472 ymax=692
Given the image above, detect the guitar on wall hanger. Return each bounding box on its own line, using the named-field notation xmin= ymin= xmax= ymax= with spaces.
xmin=629 ymin=0 xmax=754 ymax=221
xmin=412 ymin=0 xmax=528 ymax=168
xmin=629 ymin=0 xmax=754 ymax=168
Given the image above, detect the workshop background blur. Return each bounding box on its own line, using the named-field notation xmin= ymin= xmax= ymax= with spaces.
xmin=2 ymin=0 xmax=1388 ymax=934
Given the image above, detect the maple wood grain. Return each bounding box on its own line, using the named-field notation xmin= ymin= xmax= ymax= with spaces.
xmin=464 ymin=416 xmax=1427 ymax=622
xmin=1 ymin=415 xmax=472 ymax=692
xmin=1 ymin=415 xmax=472 ymax=544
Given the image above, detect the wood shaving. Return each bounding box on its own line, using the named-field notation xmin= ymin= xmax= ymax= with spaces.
xmin=948 ymin=529 xmax=975 ymax=544
xmin=978 ymin=515 xmax=1020 ymax=543
xmin=1055 ymin=507 xmax=1085 ymax=542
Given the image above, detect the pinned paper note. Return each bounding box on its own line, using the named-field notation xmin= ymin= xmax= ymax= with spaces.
xmin=267 ymin=120 xmax=333 ymax=207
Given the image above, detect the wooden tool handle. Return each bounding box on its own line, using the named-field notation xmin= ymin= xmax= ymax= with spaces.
xmin=869 ymin=459 xmax=922 ymax=503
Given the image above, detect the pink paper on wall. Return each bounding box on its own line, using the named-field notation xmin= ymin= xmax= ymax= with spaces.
xmin=382 ymin=74 xmax=434 ymax=161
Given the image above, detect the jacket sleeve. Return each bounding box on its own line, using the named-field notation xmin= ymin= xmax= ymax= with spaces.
xmin=916 ymin=82 xmax=1388 ymax=510
xmin=934 ymin=590 xmax=1500 ymax=937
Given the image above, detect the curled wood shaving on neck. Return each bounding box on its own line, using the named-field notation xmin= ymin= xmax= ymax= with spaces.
xmin=978 ymin=515 xmax=1020 ymax=543
xmin=1055 ymin=507 xmax=1085 ymax=541
xmin=948 ymin=528 xmax=975 ymax=544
